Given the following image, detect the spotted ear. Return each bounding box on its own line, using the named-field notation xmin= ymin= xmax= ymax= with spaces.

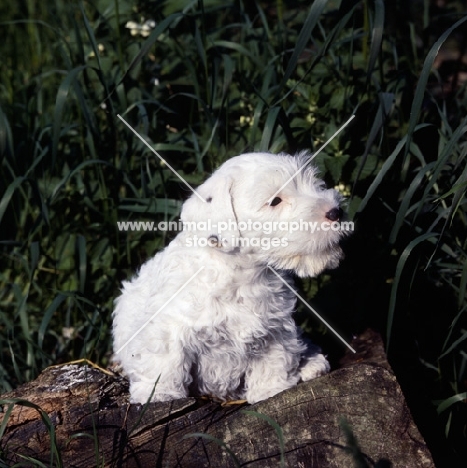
xmin=180 ymin=172 xmax=240 ymax=252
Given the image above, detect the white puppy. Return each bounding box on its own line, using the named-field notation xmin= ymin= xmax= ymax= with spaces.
xmin=112 ymin=152 xmax=347 ymax=404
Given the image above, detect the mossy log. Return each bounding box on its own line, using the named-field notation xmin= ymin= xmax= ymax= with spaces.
xmin=0 ymin=330 xmax=435 ymax=467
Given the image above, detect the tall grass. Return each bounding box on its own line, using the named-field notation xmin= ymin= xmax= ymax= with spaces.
xmin=0 ymin=0 xmax=466 ymax=464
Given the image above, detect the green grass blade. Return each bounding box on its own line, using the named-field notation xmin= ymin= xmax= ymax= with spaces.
xmin=403 ymin=15 xmax=467 ymax=166
xmin=71 ymin=76 xmax=99 ymax=139
xmin=52 ymin=65 xmax=88 ymax=168
xmin=357 ymin=124 xmax=428 ymax=213
xmin=389 ymin=161 xmax=436 ymax=244
xmin=366 ymin=0 xmax=385 ymax=80
xmin=339 ymin=417 xmax=368 ymax=467
xmin=259 ymin=106 xmax=281 ymax=152
xmin=0 ymin=398 xmax=63 ymax=467
xmin=183 ymin=433 xmax=242 ymax=467
xmin=29 ymin=241 xmax=40 ymax=281
xmin=0 ymin=176 xmax=26 ymax=226
xmin=212 ymin=40 xmax=255 ymax=58
xmin=412 ymin=115 xmax=467 ymax=224
xmin=436 ymin=392 xmax=467 ymax=414
xmin=356 ymin=134 xmax=406 ymax=214
xmin=274 ymin=3 xmax=357 ymax=107
xmin=459 ymin=257 xmax=467 ymax=310
xmin=249 ymin=76 xmax=270 ymax=147
xmin=435 ymin=180 xmax=467 ymax=201
xmin=49 ymin=160 xmax=111 ymax=202
xmin=441 ymin=304 xmax=467 ymax=355
xmin=80 ymin=2 xmax=103 ymax=74
xmin=0 ymin=403 xmax=15 ymax=441
xmin=242 ymin=410 xmax=286 ymax=467
xmin=127 ymin=376 xmax=160 ymax=436
xmin=353 ymin=91 xmax=394 ymax=188
xmin=16 ymin=292 xmax=35 ymax=381
xmin=39 ymin=294 xmax=66 ymax=351
xmin=76 ymin=234 xmax=87 ymax=294
xmin=14 ymin=454 xmax=50 ymax=467
xmin=438 ymin=329 xmax=467 ymax=360
xmin=387 ymin=232 xmax=438 ymax=352
xmin=277 ymin=0 xmax=328 ymax=94
xmin=7 ymin=338 xmax=21 ymax=385
xmin=0 ymin=104 xmax=13 ymax=156
xmin=425 ymin=162 xmax=467 ymax=267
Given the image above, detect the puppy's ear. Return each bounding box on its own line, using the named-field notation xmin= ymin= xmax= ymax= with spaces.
xmin=180 ymin=171 xmax=240 ymax=252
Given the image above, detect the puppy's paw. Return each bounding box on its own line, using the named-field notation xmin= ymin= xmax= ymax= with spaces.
xmin=129 ymin=381 xmax=187 ymax=404
xmin=299 ymin=353 xmax=330 ymax=381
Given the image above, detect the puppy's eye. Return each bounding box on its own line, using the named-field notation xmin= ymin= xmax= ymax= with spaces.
xmin=269 ymin=197 xmax=282 ymax=206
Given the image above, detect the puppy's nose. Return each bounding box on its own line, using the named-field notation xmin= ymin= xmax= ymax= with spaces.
xmin=325 ymin=207 xmax=343 ymax=221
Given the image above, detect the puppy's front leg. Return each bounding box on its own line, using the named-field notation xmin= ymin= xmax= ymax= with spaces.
xmin=244 ymin=342 xmax=301 ymax=403
xmin=298 ymin=341 xmax=330 ymax=381
xmin=126 ymin=347 xmax=192 ymax=403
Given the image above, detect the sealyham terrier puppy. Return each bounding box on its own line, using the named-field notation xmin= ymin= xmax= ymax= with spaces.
xmin=112 ymin=151 xmax=347 ymax=404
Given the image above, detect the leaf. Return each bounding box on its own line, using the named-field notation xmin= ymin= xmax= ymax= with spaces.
xmin=324 ymin=153 xmax=350 ymax=182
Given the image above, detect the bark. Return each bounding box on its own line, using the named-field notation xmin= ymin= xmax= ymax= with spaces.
xmin=0 ymin=330 xmax=435 ymax=468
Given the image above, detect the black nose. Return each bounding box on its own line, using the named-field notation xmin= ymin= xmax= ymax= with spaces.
xmin=325 ymin=207 xmax=343 ymax=221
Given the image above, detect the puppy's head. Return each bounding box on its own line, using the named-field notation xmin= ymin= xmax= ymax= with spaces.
xmin=180 ymin=168 xmax=241 ymax=251
xmin=180 ymin=152 xmax=350 ymax=277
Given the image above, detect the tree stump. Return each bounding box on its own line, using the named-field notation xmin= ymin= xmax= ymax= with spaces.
xmin=0 ymin=330 xmax=435 ymax=467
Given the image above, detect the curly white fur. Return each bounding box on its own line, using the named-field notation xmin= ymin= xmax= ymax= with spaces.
xmin=112 ymin=152 xmax=346 ymax=404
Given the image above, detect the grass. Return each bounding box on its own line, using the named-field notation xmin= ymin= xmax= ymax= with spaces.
xmin=0 ymin=398 xmax=62 ymax=467
xmin=0 ymin=0 xmax=466 ymax=465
